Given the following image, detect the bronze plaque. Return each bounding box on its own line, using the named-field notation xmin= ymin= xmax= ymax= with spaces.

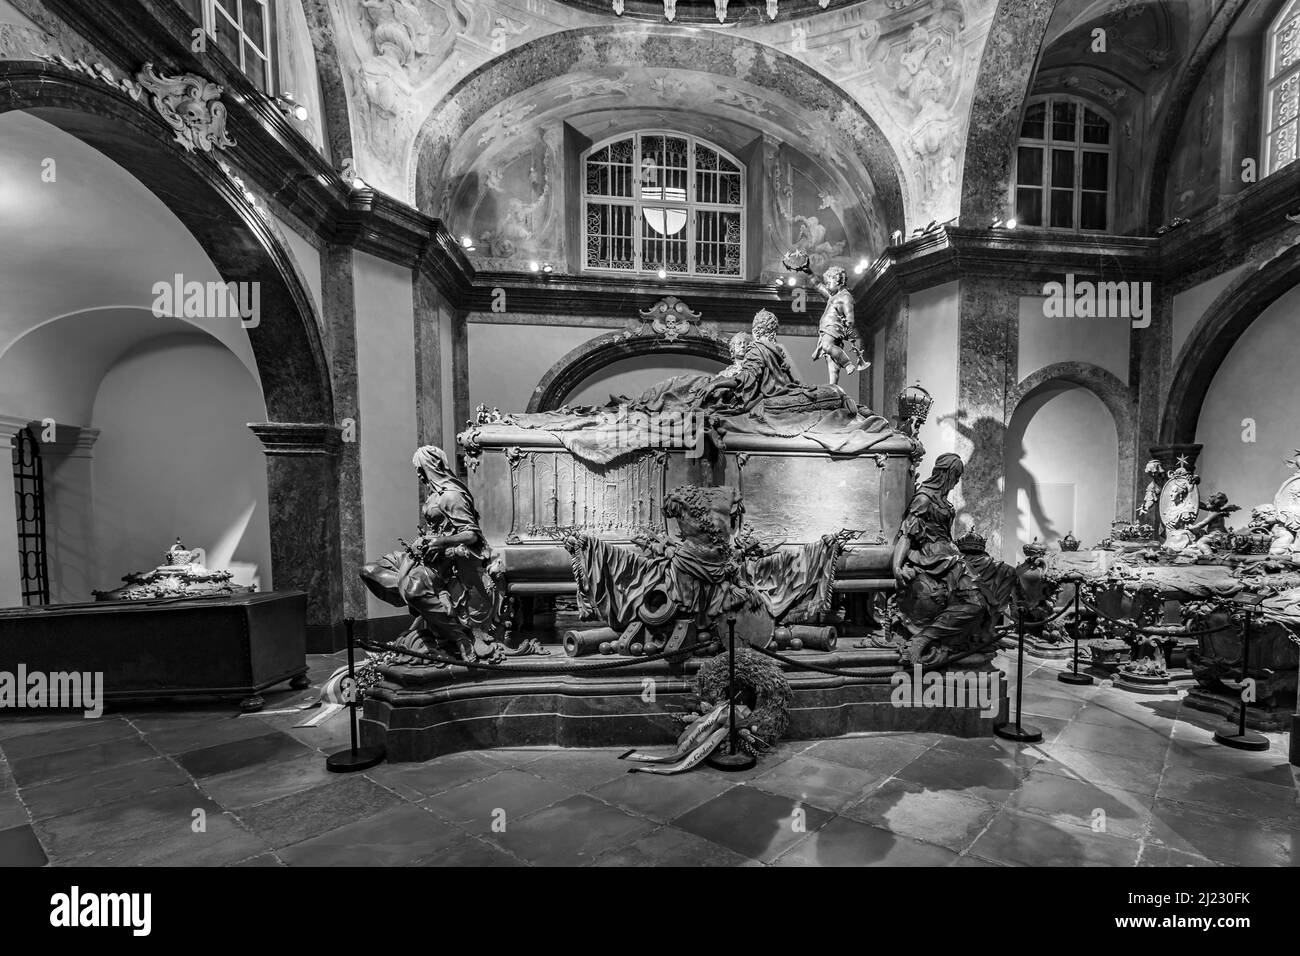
xmin=738 ymin=454 xmax=883 ymax=539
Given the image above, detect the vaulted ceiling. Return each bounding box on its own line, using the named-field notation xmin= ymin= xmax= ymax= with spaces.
xmin=321 ymin=0 xmax=1242 ymax=268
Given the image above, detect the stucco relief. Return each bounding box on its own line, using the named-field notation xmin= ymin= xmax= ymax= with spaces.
xmin=733 ymin=0 xmax=997 ymax=225
xmin=331 ymin=0 xmax=588 ymax=195
xmin=330 ymin=0 xmax=997 ymax=222
xmin=0 ymin=0 xmax=105 ymax=66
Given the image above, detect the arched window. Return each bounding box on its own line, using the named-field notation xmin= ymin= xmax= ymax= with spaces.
xmin=583 ymin=132 xmax=744 ymax=278
xmin=1013 ymin=96 xmax=1113 ymax=232
xmin=1265 ymin=0 xmax=1300 ymax=177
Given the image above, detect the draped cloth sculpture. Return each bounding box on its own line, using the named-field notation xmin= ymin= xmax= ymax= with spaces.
xmin=360 ymin=446 xmax=542 ymax=664
xmin=565 ymin=485 xmax=843 ymax=646
xmin=504 ymin=310 xmax=897 ymax=467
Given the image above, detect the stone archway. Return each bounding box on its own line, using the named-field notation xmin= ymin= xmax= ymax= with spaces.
xmin=1161 ymin=234 xmax=1300 ymax=446
xmin=1005 ymin=364 xmax=1136 ymax=541
xmin=0 ymin=60 xmax=346 ymax=645
xmin=958 ymin=0 xmax=1058 ymax=225
xmin=528 ymin=329 xmax=731 ymax=413
xmin=412 ymin=27 xmax=909 ymax=235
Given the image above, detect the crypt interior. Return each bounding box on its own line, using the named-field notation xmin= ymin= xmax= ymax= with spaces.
xmin=0 ymin=0 xmax=1298 ymax=870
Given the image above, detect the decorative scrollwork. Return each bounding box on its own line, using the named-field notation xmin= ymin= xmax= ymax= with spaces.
xmin=135 ymin=63 xmax=235 ymax=153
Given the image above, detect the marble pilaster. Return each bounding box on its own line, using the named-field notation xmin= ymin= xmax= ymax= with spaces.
xmin=248 ymin=422 xmax=345 ymax=652
xmin=413 ymin=268 xmax=446 ymax=452
xmin=321 ymin=243 xmax=369 ymax=627
xmin=955 ymin=278 xmax=1013 ymax=556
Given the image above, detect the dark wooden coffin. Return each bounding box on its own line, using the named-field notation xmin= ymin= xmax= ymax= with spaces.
xmin=0 ymin=591 xmax=308 ymax=711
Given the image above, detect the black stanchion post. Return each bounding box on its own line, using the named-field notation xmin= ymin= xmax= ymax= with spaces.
xmin=1059 ymin=576 xmax=1093 ymax=686
xmin=707 ymin=617 xmax=756 ymax=771
xmin=1213 ymin=605 xmax=1269 ymax=752
xmin=996 ymin=603 xmax=1042 ymax=743
xmin=326 ymin=617 xmax=386 ymax=772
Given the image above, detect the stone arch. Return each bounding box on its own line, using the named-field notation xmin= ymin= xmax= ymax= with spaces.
xmin=1007 ymin=362 xmax=1137 ymax=523
xmin=958 ymin=0 xmax=1058 ymax=225
xmin=0 ymin=59 xmax=344 ymax=644
xmin=0 ymin=59 xmax=333 ymax=425
xmin=412 ymin=27 xmax=909 ymax=236
xmin=528 ymin=331 xmax=731 ymax=413
xmin=1160 ymin=235 xmax=1300 ymax=445
xmin=1144 ymin=0 xmax=1252 ymax=230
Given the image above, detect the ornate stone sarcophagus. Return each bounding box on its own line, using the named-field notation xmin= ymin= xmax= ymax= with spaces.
xmin=458 ymin=424 xmax=917 ymax=596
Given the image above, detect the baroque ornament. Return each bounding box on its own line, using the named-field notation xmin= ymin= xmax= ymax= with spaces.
xmin=135 ymin=63 xmax=235 ymax=153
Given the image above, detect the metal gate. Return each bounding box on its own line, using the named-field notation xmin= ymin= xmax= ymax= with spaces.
xmin=12 ymin=426 xmax=50 ymax=605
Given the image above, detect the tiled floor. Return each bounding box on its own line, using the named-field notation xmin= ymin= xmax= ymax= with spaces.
xmin=1 ymin=652 xmax=1297 ymax=866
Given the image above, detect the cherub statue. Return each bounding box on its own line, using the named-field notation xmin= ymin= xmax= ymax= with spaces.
xmin=1185 ymin=491 xmax=1240 ymax=557
xmin=811 ymin=266 xmax=869 ymax=391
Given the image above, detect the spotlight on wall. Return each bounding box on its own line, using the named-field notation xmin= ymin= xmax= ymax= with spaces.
xmin=657 ymin=267 xmax=667 ymax=280
xmin=460 ymin=235 xmax=476 ymax=252
xmin=853 ymin=257 xmax=869 ymax=275
xmin=541 ymin=262 xmax=554 ymax=274
xmin=990 ymin=217 xmax=1018 ymax=230
xmin=786 ymin=275 xmax=798 ymax=287
xmin=274 ymin=92 xmax=309 ymax=123
xmin=529 ymin=260 xmax=540 ymax=273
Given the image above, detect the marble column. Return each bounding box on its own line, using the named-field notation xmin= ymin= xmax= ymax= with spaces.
xmin=248 ymin=422 xmax=345 ymax=652
xmin=320 ymin=243 xmax=369 ymax=628
xmin=956 ymin=277 xmax=1013 ymax=556
xmin=450 ymin=308 xmax=471 ymax=469
xmin=0 ymin=415 xmax=32 ymax=608
xmin=413 ymin=268 xmax=446 ymax=452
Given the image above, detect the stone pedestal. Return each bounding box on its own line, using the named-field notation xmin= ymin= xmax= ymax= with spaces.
xmin=248 ymin=422 xmax=346 ymax=651
xmin=361 ymin=648 xmax=1009 ymax=762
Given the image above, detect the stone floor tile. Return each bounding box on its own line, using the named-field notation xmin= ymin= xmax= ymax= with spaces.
xmin=422 ymin=769 xmax=577 ymax=831
xmin=672 ymin=785 xmax=833 ymax=863
xmin=842 ymin=776 xmax=999 ymax=851
xmin=483 ymin=794 xmax=655 ymax=865
xmin=589 ymin=767 xmax=735 ymax=823
xmin=0 ymin=824 xmax=47 ymax=866
xmin=235 ymin=776 xmax=406 ymax=849
xmin=750 ymin=754 xmax=888 ymax=812
xmin=279 ymin=804 xmax=462 ymax=866
xmin=773 ymin=816 xmax=961 ymax=866
xmin=970 ymin=808 xmax=1142 ymax=867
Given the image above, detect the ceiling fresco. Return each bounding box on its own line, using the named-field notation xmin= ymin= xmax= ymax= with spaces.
xmin=328 ymin=0 xmax=998 ymax=253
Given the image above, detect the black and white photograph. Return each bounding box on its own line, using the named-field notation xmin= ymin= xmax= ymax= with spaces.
xmin=0 ymin=0 xmax=1297 ymax=909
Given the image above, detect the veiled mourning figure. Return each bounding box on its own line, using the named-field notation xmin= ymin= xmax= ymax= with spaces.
xmin=892 ymin=453 xmax=1022 ymax=666
xmin=361 ymin=446 xmax=518 ymax=664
